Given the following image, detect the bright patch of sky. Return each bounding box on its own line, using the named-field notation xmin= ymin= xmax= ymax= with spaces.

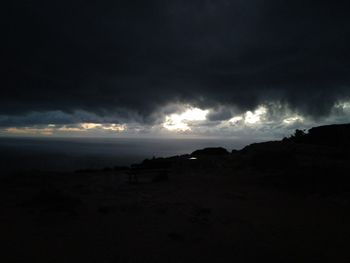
xmin=1 ymin=101 xmax=350 ymax=138
xmin=3 ymin=123 xmax=126 ymax=136
xmin=163 ymin=107 xmax=209 ymax=131
xmin=283 ymin=116 xmax=304 ymax=124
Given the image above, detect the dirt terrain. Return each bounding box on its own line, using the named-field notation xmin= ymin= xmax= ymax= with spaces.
xmin=2 ymin=124 xmax=350 ymax=263
xmin=1 ymin=152 xmax=350 ymax=263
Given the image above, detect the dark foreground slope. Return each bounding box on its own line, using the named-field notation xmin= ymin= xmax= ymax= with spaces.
xmin=1 ymin=124 xmax=350 ymax=263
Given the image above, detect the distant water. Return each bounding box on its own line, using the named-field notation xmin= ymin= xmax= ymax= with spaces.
xmin=0 ymin=137 xmax=256 ymax=173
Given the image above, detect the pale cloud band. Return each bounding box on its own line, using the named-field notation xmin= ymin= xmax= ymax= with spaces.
xmin=1 ymin=100 xmax=350 ymax=139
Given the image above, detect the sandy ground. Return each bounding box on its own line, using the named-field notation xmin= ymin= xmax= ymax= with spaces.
xmin=1 ymin=164 xmax=350 ymax=263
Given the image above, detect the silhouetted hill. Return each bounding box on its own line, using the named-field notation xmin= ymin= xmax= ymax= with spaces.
xmin=237 ymin=123 xmax=350 ymax=193
xmin=285 ymin=123 xmax=350 ymax=147
xmin=307 ymin=123 xmax=350 ymax=146
xmin=191 ymin=147 xmax=229 ymax=157
xmin=128 ymin=123 xmax=350 ymax=193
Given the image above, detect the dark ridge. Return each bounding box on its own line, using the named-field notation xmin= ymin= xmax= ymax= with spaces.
xmin=69 ymin=123 xmax=350 ymax=193
xmin=307 ymin=123 xmax=350 ymax=146
xmin=284 ymin=123 xmax=350 ymax=147
xmin=191 ymin=147 xmax=229 ymax=157
xmin=75 ymin=166 xmax=129 ymax=174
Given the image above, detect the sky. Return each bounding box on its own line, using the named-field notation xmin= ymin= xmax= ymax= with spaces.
xmin=2 ymin=1 xmax=350 ymax=139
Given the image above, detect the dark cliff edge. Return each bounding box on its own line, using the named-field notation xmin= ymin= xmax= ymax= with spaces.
xmin=4 ymin=123 xmax=350 ymax=195
xmin=240 ymin=123 xmax=350 ymax=193
xmin=118 ymin=123 xmax=350 ymax=194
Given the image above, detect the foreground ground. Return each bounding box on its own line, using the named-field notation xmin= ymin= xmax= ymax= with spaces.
xmin=1 ymin=151 xmax=350 ymax=263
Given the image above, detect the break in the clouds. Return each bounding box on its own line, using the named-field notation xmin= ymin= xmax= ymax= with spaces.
xmin=2 ymin=102 xmax=350 ymax=139
xmin=2 ymin=1 xmax=350 ymax=136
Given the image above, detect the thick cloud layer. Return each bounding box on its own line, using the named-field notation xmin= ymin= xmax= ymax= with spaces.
xmin=2 ymin=1 xmax=350 ymax=123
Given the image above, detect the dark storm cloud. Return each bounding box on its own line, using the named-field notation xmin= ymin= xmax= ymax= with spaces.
xmin=2 ymin=0 xmax=350 ymax=124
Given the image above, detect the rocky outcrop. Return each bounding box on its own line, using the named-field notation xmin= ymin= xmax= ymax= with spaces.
xmin=286 ymin=123 xmax=350 ymax=147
